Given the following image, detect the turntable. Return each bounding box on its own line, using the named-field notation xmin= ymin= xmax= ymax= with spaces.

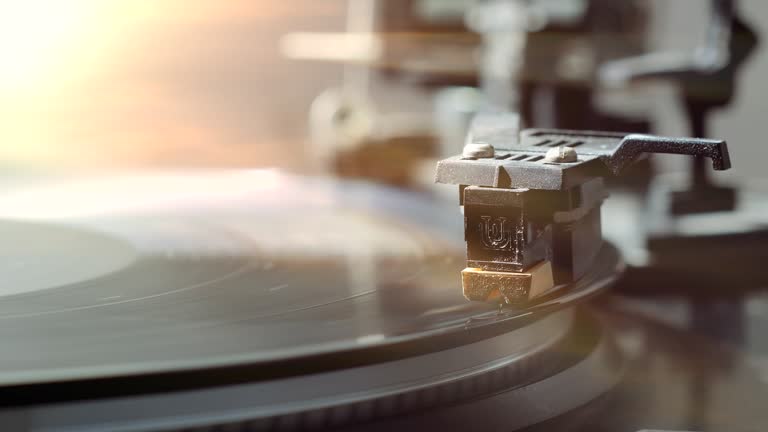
xmin=0 ymin=0 xmax=767 ymax=431
xmin=0 ymin=171 xmax=762 ymax=432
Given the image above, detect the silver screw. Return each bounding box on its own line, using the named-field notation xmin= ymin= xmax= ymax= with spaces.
xmin=544 ymin=146 xmax=577 ymax=163
xmin=463 ymin=142 xmax=495 ymax=159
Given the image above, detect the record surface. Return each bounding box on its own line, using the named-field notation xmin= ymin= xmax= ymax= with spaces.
xmin=0 ymin=171 xmax=621 ymax=403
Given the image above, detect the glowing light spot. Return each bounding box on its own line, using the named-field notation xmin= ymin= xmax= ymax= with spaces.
xmin=0 ymin=1 xmax=98 ymax=91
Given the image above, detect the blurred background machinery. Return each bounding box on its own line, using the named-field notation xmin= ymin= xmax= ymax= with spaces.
xmin=283 ymin=0 xmax=758 ymax=202
xmin=286 ymin=0 xmax=656 ymax=187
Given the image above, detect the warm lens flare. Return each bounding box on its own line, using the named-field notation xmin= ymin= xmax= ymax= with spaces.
xmin=0 ymin=1 xmax=98 ymax=91
xmin=0 ymin=1 xmax=341 ymax=167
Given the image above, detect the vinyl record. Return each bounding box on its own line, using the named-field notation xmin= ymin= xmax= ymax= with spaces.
xmin=0 ymin=171 xmax=622 ymax=430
